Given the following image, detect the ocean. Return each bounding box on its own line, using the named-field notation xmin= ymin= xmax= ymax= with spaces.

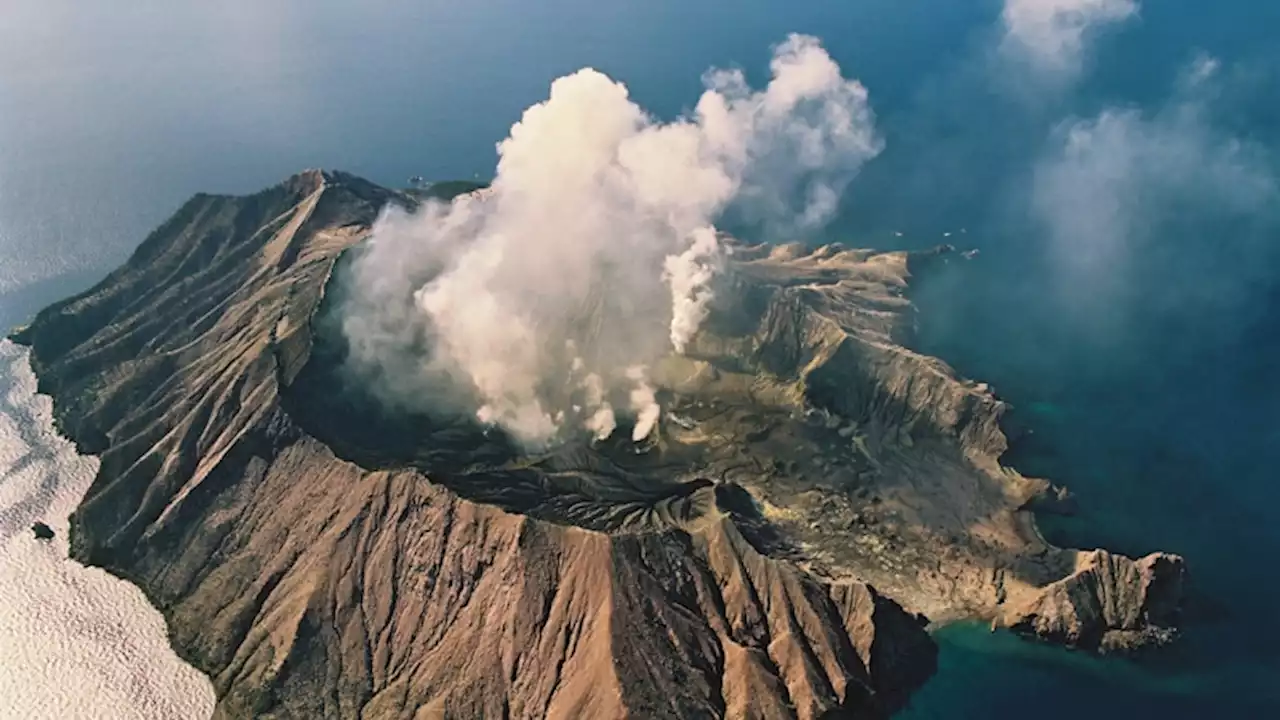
xmin=1 ymin=0 xmax=1277 ymax=717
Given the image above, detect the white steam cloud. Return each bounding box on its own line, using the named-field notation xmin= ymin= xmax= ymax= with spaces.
xmin=626 ymin=366 xmax=662 ymax=442
xmin=1032 ymin=55 xmax=1277 ymax=310
xmin=342 ymin=35 xmax=881 ymax=445
xmin=1001 ymin=0 xmax=1139 ymax=79
xmin=664 ymin=226 xmax=722 ymax=353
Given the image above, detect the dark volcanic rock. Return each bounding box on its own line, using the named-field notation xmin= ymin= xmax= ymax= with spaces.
xmin=1020 ymin=480 xmax=1079 ymax=516
xmin=31 ymin=521 xmax=55 ymax=541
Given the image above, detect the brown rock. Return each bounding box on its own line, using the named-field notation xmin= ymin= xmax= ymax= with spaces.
xmin=1002 ymin=550 xmax=1186 ymax=652
xmin=12 ymin=171 xmax=937 ymax=719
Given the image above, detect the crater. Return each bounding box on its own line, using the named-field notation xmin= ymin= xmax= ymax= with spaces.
xmin=281 ymin=253 xmax=723 ymax=534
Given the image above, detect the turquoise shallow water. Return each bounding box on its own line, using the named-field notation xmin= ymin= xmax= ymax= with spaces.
xmin=2 ymin=1 xmax=1279 ymax=716
xmin=900 ymin=623 xmax=1280 ymax=718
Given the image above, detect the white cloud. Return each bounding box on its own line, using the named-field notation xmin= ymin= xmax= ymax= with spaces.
xmin=1001 ymin=0 xmax=1139 ymax=80
xmin=1032 ymin=56 xmax=1276 ymax=304
xmin=342 ymin=35 xmax=881 ymax=445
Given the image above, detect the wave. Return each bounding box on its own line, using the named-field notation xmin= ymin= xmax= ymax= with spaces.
xmin=0 ymin=340 xmax=214 ymax=720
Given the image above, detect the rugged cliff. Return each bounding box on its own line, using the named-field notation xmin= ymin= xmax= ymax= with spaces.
xmin=11 ymin=170 xmax=1183 ymax=718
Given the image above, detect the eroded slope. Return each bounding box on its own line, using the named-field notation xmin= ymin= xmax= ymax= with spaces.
xmin=13 ymin=171 xmax=944 ymax=719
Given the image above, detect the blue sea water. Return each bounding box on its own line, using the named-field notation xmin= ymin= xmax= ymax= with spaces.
xmin=2 ymin=1 xmax=1278 ymax=717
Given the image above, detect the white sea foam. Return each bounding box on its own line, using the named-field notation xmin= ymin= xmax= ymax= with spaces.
xmin=0 ymin=340 xmax=214 ymax=720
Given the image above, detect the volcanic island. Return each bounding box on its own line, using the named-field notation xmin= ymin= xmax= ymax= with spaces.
xmin=11 ymin=170 xmax=1186 ymax=719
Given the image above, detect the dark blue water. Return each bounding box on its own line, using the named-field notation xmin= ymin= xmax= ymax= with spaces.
xmin=3 ymin=1 xmax=1278 ymax=716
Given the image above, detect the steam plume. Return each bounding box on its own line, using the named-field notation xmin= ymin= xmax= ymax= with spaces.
xmin=341 ymin=35 xmax=881 ymax=445
xmin=664 ymin=227 xmax=722 ymax=354
xmin=626 ymin=366 xmax=661 ymax=442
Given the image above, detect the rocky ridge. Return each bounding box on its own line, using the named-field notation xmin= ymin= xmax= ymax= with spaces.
xmin=655 ymin=241 xmax=1186 ymax=653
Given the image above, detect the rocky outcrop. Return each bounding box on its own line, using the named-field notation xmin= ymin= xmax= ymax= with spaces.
xmin=664 ymin=240 xmax=1186 ymax=645
xmin=12 ymin=171 xmax=939 ymax=719
xmin=1004 ymin=550 xmax=1186 ymax=653
xmin=692 ymin=242 xmax=1010 ymax=461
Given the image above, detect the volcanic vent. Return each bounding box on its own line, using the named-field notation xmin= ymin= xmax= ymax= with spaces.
xmin=284 ymin=253 xmax=729 ymax=535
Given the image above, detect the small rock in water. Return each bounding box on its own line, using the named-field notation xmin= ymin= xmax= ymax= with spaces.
xmin=32 ymin=522 xmax=55 ymax=541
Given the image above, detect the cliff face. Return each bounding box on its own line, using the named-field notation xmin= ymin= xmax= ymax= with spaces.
xmin=11 ymin=171 xmax=944 ymax=719
xmin=1004 ymin=551 xmax=1186 ymax=653
xmin=657 ymin=242 xmax=1187 ymax=644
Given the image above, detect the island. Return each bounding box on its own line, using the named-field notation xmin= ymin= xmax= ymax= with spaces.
xmin=10 ymin=170 xmax=1185 ymax=719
